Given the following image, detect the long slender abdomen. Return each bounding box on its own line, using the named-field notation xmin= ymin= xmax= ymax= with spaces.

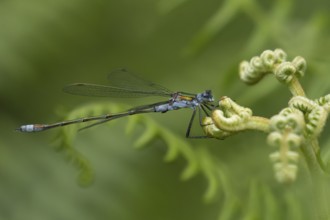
xmin=16 ymin=124 xmax=47 ymax=132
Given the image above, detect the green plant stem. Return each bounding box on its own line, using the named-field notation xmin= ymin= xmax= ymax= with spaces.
xmin=301 ymin=142 xmax=323 ymax=178
xmin=299 ymin=142 xmax=330 ymax=220
xmin=306 ymin=155 xmax=330 ymax=220
xmin=310 ymin=139 xmax=326 ymax=169
xmin=288 ymin=77 xmax=306 ymax=97
xmin=248 ymin=116 xmax=270 ymax=132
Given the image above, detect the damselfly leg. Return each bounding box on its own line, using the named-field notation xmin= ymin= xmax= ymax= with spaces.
xmin=185 ymin=103 xmax=215 ymax=138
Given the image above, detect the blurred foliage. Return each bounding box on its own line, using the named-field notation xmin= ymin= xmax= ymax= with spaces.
xmin=2 ymin=0 xmax=330 ymax=219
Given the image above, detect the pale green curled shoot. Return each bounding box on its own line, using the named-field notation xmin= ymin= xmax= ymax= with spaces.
xmin=316 ymin=94 xmax=330 ymax=112
xmin=267 ymin=108 xmax=305 ymax=183
xmin=205 ymin=49 xmax=330 ymax=184
xmin=237 ymin=49 xmax=330 ymax=182
xmin=239 ymin=48 xmax=306 ymax=96
xmin=289 ymin=96 xmax=329 ymax=139
xmin=239 ymin=49 xmax=287 ymax=85
xmin=203 ymin=96 xmax=270 ymax=139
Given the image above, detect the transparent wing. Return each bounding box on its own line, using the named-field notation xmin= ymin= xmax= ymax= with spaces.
xmin=63 ymin=68 xmax=173 ymax=97
xmin=63 ymin=83 xmax=173 ymax=98
xmin=107 ymin=68 xmax=173 ymax=95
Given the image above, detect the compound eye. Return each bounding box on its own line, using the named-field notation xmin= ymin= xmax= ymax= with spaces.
xmin=205 ymin=91 xmax=211 ymax=98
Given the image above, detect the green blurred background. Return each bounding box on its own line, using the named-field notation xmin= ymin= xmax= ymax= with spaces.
xmin=2 ymin=0 xmax=330 ymax=219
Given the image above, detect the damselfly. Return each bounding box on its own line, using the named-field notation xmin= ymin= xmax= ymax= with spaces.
xmin=16 ymin=68 xmax=215 ymax=138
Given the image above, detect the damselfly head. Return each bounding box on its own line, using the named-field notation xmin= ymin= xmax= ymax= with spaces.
xmin=198 ymin=90 xmax=214 ymax=103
